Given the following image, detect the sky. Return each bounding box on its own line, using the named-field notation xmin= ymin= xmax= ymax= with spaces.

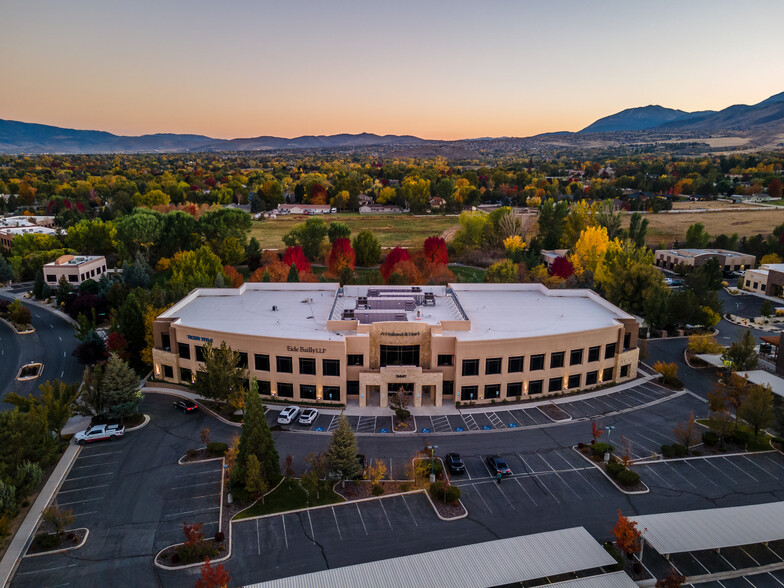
xmin=2 ymin=0 xmax=783 ymax=141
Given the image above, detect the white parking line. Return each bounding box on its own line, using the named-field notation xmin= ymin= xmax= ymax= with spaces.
xmin=722 ymin=457 xmax=759 ymax=482
xmin=190 ymin=493 xmax=221 ymax=500
xmin=56 ymin=497 xmax=103 ymax=507
xmin=514 ymin=477 xmax=537 ymax=506
xmin=71 ymin=461 xmax=118 ymax=470
xmin=639 ymin=464 xmax=673 ymax=489
xmin=165 ymin=506 xmax=220 ymax=518
xmin=469 ymin=483 xmax=494 ymax=512
xmin=538 ymin=454 xmax=581 ymax=501
xmin=763 ymin=456 xmax=784 ymax=473
xmin=766 ymin=544 xmax=784 ymax=559
xmin=492 ymin=479 xmax=515 ymax=509
xmin=78 ymin=451 xmax=123 ymax=458
xmin=307 ymin=510 xmax=316 ymax=543
xmin=65 ymin=472 xmax=113 ymax=482
xmin=379 ymin=500 xmax=393 ymax=530
xmin=174 ymin=469 xmax=221 ymax=478
xmin=766 ymin=572 xmax=784 ymax=586
xmin=16 ymin=564 xmax=77 ymax=576
xmin=683 ymin=461 xmax=718 ymax=487
xmin=170 ymin=481 xmax=217 ymax=490
xmin=401 ymin=495 xmax=419 ymax=525
xmin=331 ymin=507 xmax=343 ymax=540
xmin=356 ymin=504 xmax=368 ymax=535
xmin=662 ymin=462 xmax=697 ymax=488
xmin=58 ymin=484 xmax=109 ymax=494
xmin=281 ymin=515 xmax=288 ymax=549
xmin=741 ymin=456 xmax=777 ymax=479
xmin=740 ymin=546 xmax=760 ymax=566
xmin=72 ymin=511 xmax=98 ymax=518
xmin=256 ymin=519 xmax=261 ymax=555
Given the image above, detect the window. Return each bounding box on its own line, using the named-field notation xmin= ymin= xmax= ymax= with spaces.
xmin=161 ymin=333 xmax=170 ymax=351
xmin=254 ymin=354 xmax=270 ymax=371
xmin=347 ymin=381 xmax=360 ymax=395
xmin=443 ymin=380 xmax=454 ymax=396
xmin=550 ymin=352 xmax=565 ymax=369
xmin=323 ymin=386 xmax=340 ymax=401
xmin=276 ymin=356 xmax=293 ymax=373
xmin=484 ymin=384 xmax=501 ymax=399
xmin=277 ymin=382 xmax=294 ymax=397
xmin=180 ymin=368 xmax=192 ymax=382
xmin=745 ymin=280 xmax=751 ymax=287
xmin=257 ymin=380 xmax=271 ymax=395
xmin=437 ymin=354 xmax=453 ymax=367
xmin=588 ymin=346 xmax=600 ymax=362
xmin=530 ymin=354 xmax=545 ymax=371
xmin=624 ymin=332 xmax=631 ymax=349
xmin=300 ymin=384 xmax=317 ymax=400
xmin=620 ymin=364 xmax=629 ymax=378
xmin=586 ymin=371 xmax=598 ymax=386
xmin=462 ymin=359 xmax=479 ymax=377
xmin=46 ymin=274 xmax=56 ymax=282
xmin=570 ymin=349 xmax=583 ymax=366
xmin=347 ymin=354 xmax=364 ymax=366
xmin=460 ymin=385 xmax=478 ymax=401
xmin=508 ymin=356 xmax=524 ymax=373
xmin=195 ymin=346 xmax=205 ymax=363
xmin=567 ymin=374 xmax=581 ymax=389
xmin=68 ymin=274 xmax=78 ymax=282
xmin=322 ymin=359 xmax=340 ymax=377
xmin=485 ymin=357 xmax=502 ymax=375
xmin=238 ymin=352 xmax=248 ymax=369
xmin=178 ymin=343 xmax=191 ymax=360
xmin=528 ymin=380 xmax=543 ymax=395
xmin=507 ymin=382 xmax=523 ymax=397
xmin=380 ymin=345 xmax=420 ymax=367
xmin=605 ymin=343 xmax=616 ymax=359
xmin=163 ymin=365 xmax=173 ymax=379
xmin=602 ymin=367 xmax=614 ymax=381
xmin=299 ymin=357 xmax=316 ymax=375
xmin=548 ymin=377 xmax=562 ymax=393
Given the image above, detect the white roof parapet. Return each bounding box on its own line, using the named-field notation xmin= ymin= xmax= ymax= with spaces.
xmin=631 ymin=502 xmax=784 ymax=555
xmin=244 ymin=526 xmax=615 ymax=588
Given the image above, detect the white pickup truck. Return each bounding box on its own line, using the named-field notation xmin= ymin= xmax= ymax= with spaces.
xmin=74 ymin=424 xmax=125 ymax=445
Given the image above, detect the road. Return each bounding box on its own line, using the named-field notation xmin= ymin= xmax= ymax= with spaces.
xmin=0 ymin=293 xmax=82 ymax=409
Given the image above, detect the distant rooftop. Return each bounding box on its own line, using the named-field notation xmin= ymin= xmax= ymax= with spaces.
xmin=0 ymin=226 xmax=57 ymax=235
xmin=656 ymin=248 xmax=751 ymax=259
xmin=45 ymin=255 xmax=104 ymax=267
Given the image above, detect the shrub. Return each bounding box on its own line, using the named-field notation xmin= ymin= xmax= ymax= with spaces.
xmin=372 ymin=484 xmax=384 ymax=496
xmin=606 ymin=461 xmax=625 ymax=477
xmin=661 ymin=444 xmax=688 ymax=458
xmin=214 ymin=531 xmax=225 ymax=543
xmin=443 ymin=485 xmax=461 ymax=503
xmin=206 ymin=442 xmax=228 ymax=456
xmin=653 ymin=361 xmax=680 ymax=387
xmin=728 ymin=429 xmax=751 ymax=446
xmin=616 ymin=469 xmax=641 ymax=486
xmin=603 ymin=542 xmax=624 ymax=571
xmin=687 ymin=334 xmax=723 ymax=354
xmin=170 ymin=552 xmax=180 ymax=564
xmin=32 ymin=532 xmax=60 ymax=550
xmin=701 ymin=431 xmax=719 ymax=446
xmin=428 ymin=480 xmax=461 ymax=503
xmin=176 ymin=540 xmax=218 ymax=564
xmin=590 ymin=443 xmax=614 ymax=459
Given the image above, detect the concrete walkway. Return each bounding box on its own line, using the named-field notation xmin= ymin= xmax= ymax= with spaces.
xmin=0 ymin=443 xmax=80 ymax=588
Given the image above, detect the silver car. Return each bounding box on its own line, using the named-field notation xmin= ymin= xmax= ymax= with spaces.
xmin=277 ymin=406 xmax=300 ymax=424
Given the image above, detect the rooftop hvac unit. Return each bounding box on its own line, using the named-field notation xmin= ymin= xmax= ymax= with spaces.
xmin=272 ymin=305 xmax=278 ymax=311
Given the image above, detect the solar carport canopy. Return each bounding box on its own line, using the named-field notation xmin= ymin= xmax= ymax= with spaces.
xmin=244 ymin=526 xmax=616 ymax=588
xmin=548 ymin=572 xmax=638 ymax=587
xmin=631 ymin=502 xmax=784 ymax=555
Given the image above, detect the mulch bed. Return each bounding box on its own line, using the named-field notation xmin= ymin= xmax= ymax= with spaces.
xmin=180 ymin=448 xmax=224 ymax=463
xmin=336 ymin=480 xmax=410 ymax=500
xmin=430 ymin=498 xmax=466 ymax=519
xmin=393 ymin=416 xmax=415 ymax=432
xmin=538 ymin=403 xmax=571 ymax=421
xmin=28 ymin=528 xmax=87 ymax=555
xmin=156 ymin=537 xmax=228 ymax=567
xmin=577 ymin=446 xmax=647 ymax=492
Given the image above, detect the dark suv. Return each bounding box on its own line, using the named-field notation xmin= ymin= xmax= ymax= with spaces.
xmin=173 ymin=399 xmax=198 ymax=413
xmin=486 ymin=455 xmax=512 ymax=476
xmin=445 ymin=453 xmax=465 ymax=474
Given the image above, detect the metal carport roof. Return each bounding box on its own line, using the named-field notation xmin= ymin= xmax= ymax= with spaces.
xmin=631 ymin=502 xmax=784 ymax=555
xmin=547 ymin=571 xmax=638 ymax=587
xmin=244 ymin=526 xmax=616 ymax=588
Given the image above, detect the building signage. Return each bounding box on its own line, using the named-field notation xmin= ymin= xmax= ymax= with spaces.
xmin=395 ymin=374 xmax=407 ymax=379
xmin=187 ymin=335 xmax=213 ymax=342
xmin=380 ymin=332 xmax=418 ymax=337
xmin=287 ymin=345 xmax=326 ymax=354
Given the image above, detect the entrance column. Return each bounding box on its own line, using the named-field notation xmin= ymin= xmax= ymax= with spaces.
xmin=359 ymin=380 xmax=367 ymax=407
xmin=434 ymin=382 xmax=442 ymax=407
xmin=413 ymin=382 xmax=422 ymax=408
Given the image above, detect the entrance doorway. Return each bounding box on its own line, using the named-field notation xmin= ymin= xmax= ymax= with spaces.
xmin=421 ymin=385 xmax=435 ymax=406
xmin=367 ymin=385 xmax=381 ymax=407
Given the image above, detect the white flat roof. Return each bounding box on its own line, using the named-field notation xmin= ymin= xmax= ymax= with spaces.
xmin=631 ymin=502 xmax=784 ymax=555
xmin=244 ymin=527 xmax=616 ymax=588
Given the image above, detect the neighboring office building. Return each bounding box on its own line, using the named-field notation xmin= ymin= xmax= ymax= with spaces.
xmin=0 ymin=225 xmax=59 ymax=251
xmin=0 ymin=215 xmax=56 ymax=229
xmin=275 ymin=204 xmax=333 ymax=215
xmin=359 ymin=204 xmax=404 ymax=214
xmin=43 ymin=255 xmax=108 ymax=286
xmin=654 ymin=248 xmax=755 ymax=272
xmin=152 ymin=283 xmax=639 ymax=409
xmin=743 ymin=263 xmax=784 ymax=297
xmin=540 ymin=249 xmax=569 ymax=270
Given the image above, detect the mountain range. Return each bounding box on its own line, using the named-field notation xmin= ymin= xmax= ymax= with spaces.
xmin=2 ymin=91 xmax=784 ymax=153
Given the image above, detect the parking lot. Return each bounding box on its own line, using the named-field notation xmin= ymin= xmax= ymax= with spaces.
xmin=265 ymin=380 xmax=678 ymax=435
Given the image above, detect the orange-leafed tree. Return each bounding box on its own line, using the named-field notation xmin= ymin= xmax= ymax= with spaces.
xmin=308 ymin=184 xmax=328 ymax=205
xmin=223 ymin=265 xmax=244 ymax=288
xmin=424 ymin=262 xmax=455 ymax=285
xmin=196 ymin=557 xmax=231 ymax=588
xmin=423 ymin=236 xmax=448 ymax=265
xmin=283 ymin=246 xmax=311 ymax=273
xmin=613 ymin=510 xmax=641 ymax=555
xmin=328 ymin=238 xmax=355 ymax=275
xmin=380 ymin=247 xmax=411 ymax=279
xmin=388 ymin=260 xmax=422 ymax=285
xmin=183 ymin=522 xmax=204 ymax=546
xmin=249 ymin=260 xmax=289 ymax=282
xmin=591 ymin=421 xmax=603 ymax=443
xmin=655 ymin=568 xmax=685 ymax=587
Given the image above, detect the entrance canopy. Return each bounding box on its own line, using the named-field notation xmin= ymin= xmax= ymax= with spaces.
xmin=631 ymin=502 xmax=784 ymax=555
xmin=245 ymin=527 xmax=616 ymax=588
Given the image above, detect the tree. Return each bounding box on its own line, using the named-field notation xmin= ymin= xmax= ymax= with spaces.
xmin=549 ymin=256 xmax=574 ymax=279
xmin=760 ymin=253 xmax=782 ymax=265
xmin=4 ymin=379 xmax=80 ymax=440
xmin=380 ymin=247 xmax=411 ymax=279
xmin=613 ymin=510 xmax=641 ymax=555
xmin=327 ymin=221 xmax=351 ymax=243
xmin=286 ymin=264 xmax=299 ymax=282
xmin=115 ymin=209 xmax=163 ymax=261
xmin=244 ymin=454 xmax=269 ymax=499
xmin=656 ymin=569 xmax=686 ymax=588
xmin=739 ymin=383 xmax=775 ymax=443
xmin=168 ymin=246 xmax=226 ymax=296
xmin=8 ymin=299 xmax=31 ymax=327
xmin=537 ymin=199 xmax=569 ymax=249
xmin=485 ymin=259 xmax=518 ymax=283
xmin=41 ymin=506 xmax=74 ymax=536
xmin=761 ymin=299 xmax=773 ymax=318
xmin=101 ymin=353 xmax=141 ymax=419
xmin=328 ymin=238 xmax=355 ymax=275
xmin=216 ymin=236 xmax=245 ymax=266
xmin=353 ymin=230 xmax=381 ymax=266
xmin=32 ymin=269 xmax=45 ymax=298
xmin=326 ymin=415 xmax=360 ymax=486
xmin=767 ymin=178 xmax=783 ymax=199
xmin=193 ymin=341 xmax=247 ymax=403
xmin=301 ymin=452 xmax=328 ymax=503
xmin=591 ymin=421 xmax=603 ymax=443
xmin=627 ymin=212 xmax=649 ymax=248
xmin=196 ymin=557 xmax=231 ymax=588
xmin=597 ymin=240 xmax=666 ymax=317
xmin=653 ymin=361 xmax=679 ymax=387
xmin=423 ymin=236 xmax=448 ymax=265
xmin=570 ymin=226 xmax=610 ymax=279
xmin=282 ymin=246 xmax=311 ymax=273
xmin=282 ymin=217 xmax=327 ymax=260
xmin=400 ymin=177 xmax=430 ymax=213
xmin=685 ymin=222 xmax=710 ymax=248
xmin=122 ymin=254 xmax=153 ymax=289
xmin=72 ymin=329 xmax=106 ymax=365
xmin=672 ymin=412 xmax=700 ymax=448
xmin=235 ymin=379 xmax=279 ymax=485
xmin=365 ymin=459 xmax=387 ymax=485
xmin=722 ymin=330 xmax=758 ymax=372
xmin=0 ymin=256 xmax=14 ymax=284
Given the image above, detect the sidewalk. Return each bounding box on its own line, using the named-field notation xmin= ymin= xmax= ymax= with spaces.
xmin=0 ymin=443 xmax=80 ymax=588
xmin=0 ymin=288 xmax=78 ymax=327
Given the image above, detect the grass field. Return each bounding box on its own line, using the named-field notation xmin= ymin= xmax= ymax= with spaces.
xmin=250 ymin=214 xmax=458 ymax=249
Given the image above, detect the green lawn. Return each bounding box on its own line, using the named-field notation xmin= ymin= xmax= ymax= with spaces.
xmin=234 ymin=478 xmax=342 ymax=519
xmin=250 ymin=214 xmax=458 ymax=250
xmin=450 ymin=265 xmax=486 ymax=283
xmin=697 ymin=418 xmax=773 ymax=452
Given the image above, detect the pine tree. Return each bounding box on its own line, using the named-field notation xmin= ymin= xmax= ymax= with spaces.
xmin=235 ymin=379 xmax=280 ymax=485
xmin=0 ymin=256 xmax=14 ymax=284
xmin=100 ymin=353 xmax=141 ymax=419
xmin=326 ymin=414 xmax=360 ymax=486
xmin=286 ymin=264 xmax=299 ymax=282
xmin=262 ymin=269 xmax=271 ymax=282
xmin=33 ymin=269 xmax=45 ymax=299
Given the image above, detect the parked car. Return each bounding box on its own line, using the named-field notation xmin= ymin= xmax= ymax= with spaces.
xmin=298 ymin=408 xmax=318 ymax=425
xmin=445 ymin=453 xmax=465 ymax=474
xmin=173 ymin=398 xmax=198 ymax=413
xmin=277 ymin=406 xmax=300 ymax=424
xmin=486 ymin=455 xmax=512 ymax=476
xmin=74 ymin=424 xmax=125 ymax=445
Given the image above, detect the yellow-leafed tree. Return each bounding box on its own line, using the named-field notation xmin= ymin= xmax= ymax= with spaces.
xmin=569 ymin=225 xmax=610 ymax=278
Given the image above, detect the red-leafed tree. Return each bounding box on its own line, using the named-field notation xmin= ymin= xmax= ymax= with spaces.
xmin=380 ymin=247 xmax=411 ymax=279
xmin=613 ymin=510 xmax=641 ymax=555
xmin=591 ymin=421 xmax=603 ymax=443
xmin=196 ymin=557 xmax=231 ymax=588
xmin=283 ymin=246 xmax=311 ymax=273
xmin=549 ymin=256 xmax=574 ymax=279
xmin=106 ymin=331 xmax=130 ymax=361
xmin=223 ymin=265 xmax=244 ymax=288
xmin=328 ymin=238 xmax=355 ymax=274
xmin=423 ymin=236 xmax=449 ymax=265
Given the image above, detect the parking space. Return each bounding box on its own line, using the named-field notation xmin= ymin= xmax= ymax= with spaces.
xmin=311 ymin=412 xmax=334 ymax=432
xmin=355 ymin=416 xmax=377 ymax=433
xmin=157 ymin=461 xmax=223 ymax=546
xmin=430 ymin=414 xmax=451 ymax=432
xmin=414 ymin=415 xmax=433 ymax=433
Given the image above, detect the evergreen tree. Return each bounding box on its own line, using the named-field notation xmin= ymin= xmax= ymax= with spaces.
xmin=56 ymin=275 xmax=72 ymax=306
xmin=326 ymin=415 xmax=360 ymax=486
xmin=100 ymin=353 xmax=141 ymax=419
xmin=353 ymin=230 xmax=381 ymax=266
xmin=286 ymin=264 xmax=299 ymax=282
xmin=235 ymin=379 xmax=280 ymax=485
xmin=722 ymin=330 xmax=759 ymax=372
xmin=0 ymin=256 xmax=14 ymax=284
xmin=122 ymin=253 xmax=153 ymax=289
xmin=262 ymin=269 xmax=271 ymax=282
xmin=33 ymin=269 xmax=45 ymax=299
xmin=193 ymin=341 xmax=247 ymax=402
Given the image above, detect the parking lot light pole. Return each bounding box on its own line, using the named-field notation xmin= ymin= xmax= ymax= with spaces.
xmin=224 ymin=463 xmax=233 ymax=505
xmin=604 ymin=425 xmax=615 ymax=463
xmin=427 ymin=444 xmax=438 ymax=483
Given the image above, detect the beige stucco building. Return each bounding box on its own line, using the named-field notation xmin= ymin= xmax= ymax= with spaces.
xmin=152 ymin=283 xmax=639 ymax=409
xmin=744 ymin=263 xmax=784 ymax=297
xmin=43 ymin=255 xmax=108 ymax=286
xmin=654 ymin=248 xmax=755 ymax=272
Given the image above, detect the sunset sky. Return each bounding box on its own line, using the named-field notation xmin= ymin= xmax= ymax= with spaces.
xmin=2 ymin=0 xmax=783 ymax=140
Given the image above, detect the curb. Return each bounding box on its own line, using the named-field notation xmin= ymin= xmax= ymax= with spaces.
xmin=15 ymin=363 xmax=44 ymax=382
xmin=142 ymin=389 xmax=241 ymax=428
xmin=177 ymin=449 xmax=224 ymax=466
xmin=571 ymin=445 xmax=649 ymax=495
xmin=537 ymin=403 xmax=573 ymax=423
xmin=631 ymin=448 xmax=777 ymax=466
xmin=22 ymin=528 xmax=89 ymax=559
xmin=0 ymin=316 xmax=35 ymax=335
xmin=422 ymin=490 xmax=468 ymax=521
xmin=125 ymin=414 xmax=151 ymax=432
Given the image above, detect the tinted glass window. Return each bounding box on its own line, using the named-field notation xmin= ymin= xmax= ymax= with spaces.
xmin=299 ymin=357 xmax=316 ymax=375
xmin=443 ymin=380 xmax=454 ymax=396
xmin=586 ymin=371 xmax=598 ymax=385
xmin=550 ymin=352 xmax=565 ymax=369
xmin=548 ymin=377 xmax=562 ymax=392
xmin=437 ymin=354 xmax=453 ymax=366
xmin=163 ymin=365 xmax=173 ymax=378
xmin=570 ymin=349 xmax=583 ymax=366
xmin=462 ymin=359 xmax=479 ymax=376
xmin=605 ymin=343 xmax=616 ymax=359
xmin=603 ymin=367 xmax=614 ymax=381
xmin=620 ymin=364 xmax=629 ymax=378
xmin=276 ymin=356 xmax=293 ymax=373
xmin=347 ymin=354 xmax=364 ymax=366
xmin=238 ymin=352 xmax=248 ymax=369
xmin=178 ymin=343 xmax=191 ymax=360
xmin=508 ymin=356 xmax=524 ymax=373
xmin=323 ymin=359 xmax=341 ymax=377
xmin=323 ymin=386 xmax=340 ymax=401
xmin=530 ymin=354 xmax=545 ymax=371
xmin=380 ymin=345 xmax=420 ymax=367
xmin=254 ymin=354 xmax=270 ymax=371
xmin=588 ymin=346 xmax=600 ymax=362
xmin=300 ymin=384 xmax=317 ymax=400
xmin=507 ymin=382 xmax=522 ymax=396
xmin=347 ymin=381 xmax=360 ymax=395
xmin=485 ymin=357 xmax=502 ymax=375
xmin=278 ymin=382 xmax=294 ymax=397
xmin=180 ymin=368 xmax=191 ymax=382
xmin=484 ymin=384 xmax=501 ymax=399
xmin=567 ymin=374 xmax=580 ymax=389
xmin=257 ymin=380 xmax=271 ymax=395
xmin=195 ymin=346 xmax=205 ymax=362
xmin=528 ymin=380 xmax=543 ymax=395
xmin=460 ymin=386 xmax=478 ymax=401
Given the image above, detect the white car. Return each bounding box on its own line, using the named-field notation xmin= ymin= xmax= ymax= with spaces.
xmin=277 ymin=406 xmax=300 ymax=424
xmin=298 ymin=408 xmax=318 ymax=425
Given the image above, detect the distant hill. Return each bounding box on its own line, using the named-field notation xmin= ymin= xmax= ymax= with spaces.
xmin=580 ymin=105 xmax=714 ymax=133
xmin=0 ymin=120 xmax=427 ymax=154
